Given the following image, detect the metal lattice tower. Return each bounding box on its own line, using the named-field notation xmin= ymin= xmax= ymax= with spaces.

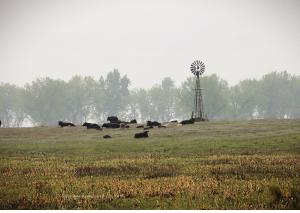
xmin=190 ymin=60 xmax=207 ymax=121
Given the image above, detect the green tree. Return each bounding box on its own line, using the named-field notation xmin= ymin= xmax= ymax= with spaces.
xmin=289 ymin=75 xmax=300 ymax=118
xmin=161 ymin=77 xmax=177 ymax=121
xmin=257 ymin=71 xmax=293 ymax=118
xmin=135 ymin=88 xmax=152 ymax=122
xmin=0 ymin=83 xmax=27 ymax=127
xmin=148 ymin=85 xmax=165 ymax=121
xmin=229 ymin=79 xmax=259 ymax=120
xmin=25 ymin=78 xmax=68 ymax=125
xmin=65 ymin=76 xmax=96 ymax=123
xmin=127 ymin=89 xmax=140 ymax=121
xmin=176 ymin=77 xmax=194 ymax=119
xmin=92 ymin=76 xmax=106 ymax=122
xmin=102 ymin=69 xmax=130 ymax=118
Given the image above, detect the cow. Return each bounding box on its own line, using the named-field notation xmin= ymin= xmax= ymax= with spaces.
xmin=146 ymin=121 xmax=161 ymax=127
xmin=120 ymin=123 xmax=130 ymax=129
xmin=0 ymin=120 xmax=1 ymax=127
xmin=82 ymin=122 xmax=102 ymax=130
xmin=102 ymin=123 xmax=120 ymax=128
xmin=130 ymin=119 xmax=137 ymax=124
xmin=158 ymin=125 xmax=167 ymax=128
xmin=103 ymin=135 xmax=112 ymax=139
xmin=58 ymin=121 xmax=75 ymax=127
xmin=144 ymin=126 xmax=153 ymax=130
xmin=107 ymin=116 xmax=120 ymax=123
xmin=179 ymin=118 xmax=195 ymax=125
xmin=134 ymin=131 xmax=149 ymax=138
xmin=136 ymin=125 xmax=144 ymax=128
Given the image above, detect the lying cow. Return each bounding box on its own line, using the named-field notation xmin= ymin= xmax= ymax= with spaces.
xmin=103 ymin=135 xmax=112 ymax=139
xmin=58 ymin=121 xmax=76 ymax=127
xmin=144 ymin=126 xmax=153 ymax=130
xmin=146 ymin=121 xmax=161 ymax=127
xmin=179 ymin=118 xmax=195 ymax=125
xmin=134 ymin=131 xmax=149 ymax=138
xmin=136 ymin=125 xmax=144 ymax=128
xmin=120 ymin=123 xmax=130 ymax=129
xmin=82 ymin=122 xmax=102 ymax=130
xmin=102 ymin=123 xmax=120 ymax=128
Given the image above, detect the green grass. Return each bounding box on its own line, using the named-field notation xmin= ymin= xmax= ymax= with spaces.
xmin=0 ymin=119 xmax=300 ymax=209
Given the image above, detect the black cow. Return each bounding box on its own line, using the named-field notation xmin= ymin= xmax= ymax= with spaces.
xmin=83 ymin=122 xmax=102 ymax=130
xmin=0 ymin=120 xmax=1 ymax=127
xmin=120 ymin=123 xmax=130 ymax=128
xmin=146 ymin=121 xmax=161 ymax=127
xmin=158 ymin=125 xmax=167 ymax=128
xmin=136 ymin=125 xmax=144 ymax=128
xmin=102 ymin=123 xmax=120 ymax=128
xmin=130 ymin=119 xmax=137 ymax=124
xmin=179 ymin=118 xmax=195 ymax=125
xmin=134 ymin=131 xmax=149 ymax=138
xmin=103 ymin=135 xmax=112 ymax=139
xmin=144 ymin=126 xmax=153 ymax=130
xmin=107 ymin=116 xmax=119 ymax=123
xmin=58 ymin=121 xmax=76 ymax=127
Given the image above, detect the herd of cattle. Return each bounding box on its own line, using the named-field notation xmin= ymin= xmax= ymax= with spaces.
xmin=0 ymin=118 xmax=194 ymax=139
xmin=58 ymin=116 xmax=196 ymax=139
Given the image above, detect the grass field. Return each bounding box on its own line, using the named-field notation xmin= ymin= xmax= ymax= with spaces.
xmin=0 ymin=119 xmax=300 ymax=209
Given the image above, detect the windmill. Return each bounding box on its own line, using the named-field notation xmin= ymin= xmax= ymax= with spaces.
xmin=190 ymin=60 xmax=208 ymax=121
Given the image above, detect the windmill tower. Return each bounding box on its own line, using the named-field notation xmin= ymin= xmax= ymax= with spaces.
xmin=190 ymin=60 xmax=207 ymax=121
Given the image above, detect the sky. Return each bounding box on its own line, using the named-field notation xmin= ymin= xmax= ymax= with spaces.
xmin=0 ymin=0 xmax=300 ymax=89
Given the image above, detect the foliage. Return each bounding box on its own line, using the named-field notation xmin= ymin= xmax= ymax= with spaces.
xmin=0 ymin=83 xmax=26 ymax=127
xmin=1 ymin=71 xmax=300 ymax=126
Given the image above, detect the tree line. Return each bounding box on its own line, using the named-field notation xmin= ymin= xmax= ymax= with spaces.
xmin=0 ymin=69 xmax=299 ymax=127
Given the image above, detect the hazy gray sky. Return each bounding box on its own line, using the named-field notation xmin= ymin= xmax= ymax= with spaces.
xmin=0 ymin=0 xmax=300 ymax=88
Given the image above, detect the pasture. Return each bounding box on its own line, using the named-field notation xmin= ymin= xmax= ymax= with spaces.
xmin=0 ymin=119 xmax=300 ymax=209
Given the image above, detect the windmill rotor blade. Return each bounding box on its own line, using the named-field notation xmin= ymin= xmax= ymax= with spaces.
xmin=190 ymin=60 xmax=205 ymax=76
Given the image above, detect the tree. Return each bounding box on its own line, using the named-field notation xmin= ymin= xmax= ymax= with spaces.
xmin=135 ymin=88 xmax=152 ymax=122
xmin=148 ymin=85 xmax=165 ymax=121
xmin=257 ymin=71 xmax=293 ymax=118
xmin=126 ymin=89 xmax=140 ymax=121
xmin=65 ymin=76 xmax=96 ymax=123
xmin=161 ymin=77 xmax=176 ymax=121
xmin=92 ymin=76 xmax=106 ymax=122
xmin=289 ymin=75 xmax=300 ymax=118
xmin=24 ymin=78 xmax=68 ymax=125
xmin=101 ymin=69 xmax=130 ymax=118
xmin=0 ymin=83 xmax=27 ymax=127
xmin=176 ymin=77 xmax=194 ymax=119
xmin=229 ymin=79 xmax=259 ymax=120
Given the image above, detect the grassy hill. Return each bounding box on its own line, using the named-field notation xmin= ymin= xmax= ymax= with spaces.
xmin=0 ymin=119 xmax=300 ymax=209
